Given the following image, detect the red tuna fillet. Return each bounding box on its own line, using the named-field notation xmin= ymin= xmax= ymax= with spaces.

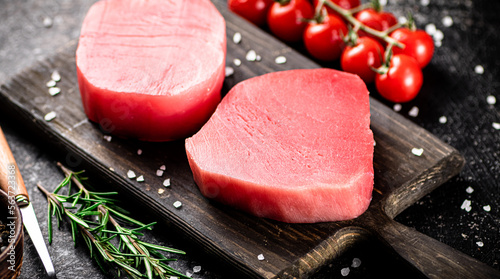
xmin=185 ymin=69 xmax=374 ymax=223
xmin=76 ymin=0 xmax=226 ymax=141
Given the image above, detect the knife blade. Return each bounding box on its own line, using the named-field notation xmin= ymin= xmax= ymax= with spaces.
xmin=0 ymin=126 xmax=55 ymax=277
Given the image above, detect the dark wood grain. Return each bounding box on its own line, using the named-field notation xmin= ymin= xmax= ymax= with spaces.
xmin=0 ymin=1 xmax=498 ymax=278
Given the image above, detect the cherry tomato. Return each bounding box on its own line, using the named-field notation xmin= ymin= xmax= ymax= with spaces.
xmin=341 ymin=37 xmax=384 ymax=83
xmin=390 ymin=28 xmax=434 ymax=68
xmin=304 ymin=13 xmax=348 ymax=61
xmin=375 ymin=54 xmax=423 ymax=103
xmin=313 ymin=0 xmax=361 ymax=18
xmin=355 ymin=8 xmax=397 ymax=39
xmin=267 ymin=0 xmax=314 ymax=42
xmin=228 ymin=0 xmax=274 ymax=27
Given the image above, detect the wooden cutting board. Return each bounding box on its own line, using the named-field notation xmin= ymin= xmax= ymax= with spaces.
xmin=0 ymin=1 xmax=498 ymax=278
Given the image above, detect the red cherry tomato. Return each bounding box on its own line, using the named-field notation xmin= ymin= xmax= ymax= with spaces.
xmin=312 ymin=0 xmax=361 ymax=18
xmin=390 ymin=28 xmax=435 ymax=68
xmin=304 ymin=13 xmax=348 ymax=61
xmin=341 ymin=37 xmax=384 ymax=83
xmin=375 ymin=54 xmax=423 ymax=103
xmin=355 ymin=8 xmax=397 ymax=38
xmin=267 ymin=0 xmax=314 ymax=42
xmin=228 ymin=0 xmax=274 ymax=27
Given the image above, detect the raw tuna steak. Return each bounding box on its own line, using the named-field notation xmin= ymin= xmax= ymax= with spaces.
xmin=185 ymin=69 xmax=374 ymax=223
xmin=76 ymin=0 xmax=226 ymax=141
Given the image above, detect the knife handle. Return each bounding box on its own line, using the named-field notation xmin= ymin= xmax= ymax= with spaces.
xmin=0 ymin=126 xmax=29 ymax=202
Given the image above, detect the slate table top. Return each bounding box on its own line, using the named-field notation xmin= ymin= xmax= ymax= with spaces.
xmin=0 ymin=0 xmax=498 ymax=278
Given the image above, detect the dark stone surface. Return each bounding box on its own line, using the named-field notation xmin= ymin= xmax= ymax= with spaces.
xmin=0 ymin=0 xmax=498 ymax=278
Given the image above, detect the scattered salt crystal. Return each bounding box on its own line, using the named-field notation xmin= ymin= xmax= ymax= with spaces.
xmin=160 ymin=165 xmax=166 ymax=171
xmin=103 ymin=135 xmax=112 ymax=142
xmin=466 ymin=186 xmax=474 ymax=194
xmin=173 ymin=201 xmax=182 ymax=208
xmin=127 ymin=170 xmax=136 ymax=179
xmin=275 ymin=56 xmax=287 ymax=64
xmin=46 ymin=80 xmax=57 ymax=87
xmin=486 ymin=95 xmax=496 ymax=105
xmin=476 ymin=241 xmax=484 ymax=247
xmin=408 ymin=106 xmax=419 ymax=117
xmin=435 ymin=40 xmax=442 ymax=47
xmin=136 ymin=175 xmax=144 ymax=182
xmin=256 ymin=55 xmax=262 ymax=61
xmin=474 ymin=65 xmax=484 ymax=74
xmin=433 ymin=30 xmax=444 ymax=41
xmin=109 ymin=167 xmax=114 ymax=171
xmin=398 ymin=16 xmax=408 ymax=24
xmin=44 ymin=111 xmax=57 ymax=121
xmin=493 ymin=122 xmax=500 ymax=130
xmin=341 ymin=267 xmax=350 ymax=276
xmin=351 ymin=258 xmax=361 ymax=268
xmin=163 ymin=178 xmax=171 ymax=187
xmin=257 ymin=254 xmax=265 ymax=261
xmin=158 ymin=188 xmax=165 ymax=194
xmin=412 ymin=148 xmax=424 ymax=156
xmin=233 ymin=32 xmax=242 ymax=44
xmin=193 ymin=266 xmax=202 ymax=273
xmin=171 ymin=277 xmax=179 ymax=279
xmin=48 ymin=87 xmax=61 ymax=96
xmin=425 ymin=23 xmax=437 ymax=35
xmin=393 ymin=103 xmax=402 ymax=111
xmin=225 ymin=66 xmax=234 ymax=77
xmin=379 ymin=0 xmax=387 ymax=6
xmin=439 ymin=116 xmax=447 ymax=124
xmin=483 ymin=205 xmax=491 ymax=212
xmin=373 ymin=140 xmax=376 ymax=146
xmin=43 ymin=17 xmax=53 ymax=28
xmin=137 ymin=149 xmax=142 ymax=155
xmin=461 ymin=199 xmax=472 ymax=212
xmin=246 ymin=50 xmax=257 ymax=61
xmin=186 ymin=271 xmax=192 ymax=277
xmin=233 ymin=58 xmax=242 ymax=66
xmin=461 ymin=233 xmax=468 ymax=239
xmin=420 ymin=0 xmax=430 ymax=6
xmin=156 ymin=169 xmax=164 ymax=177
xmin=442 ymin=16 xmax=453 ymax=27
xmin=51 ymin=70 xmax=61 ymax=82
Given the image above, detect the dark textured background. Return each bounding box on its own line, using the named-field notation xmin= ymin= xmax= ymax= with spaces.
xmin=0 ymin=0 xmax=498 ymax=278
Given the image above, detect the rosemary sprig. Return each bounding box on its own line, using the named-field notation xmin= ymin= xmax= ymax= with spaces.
xmin=37 ymin=163 xmax=188 ymax=279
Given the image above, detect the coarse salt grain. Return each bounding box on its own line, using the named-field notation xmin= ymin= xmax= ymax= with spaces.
xmin=46 ymin=80 xmax=57 ymax=87
xmin=246 ymin=50 xmax=257 ymax=61
xmin=233 ymin=32 xmax=242 ymax=44
xmin=420 ymin=0 xmax=430 ymax=6
xmin=493 ymin=122 xmax=500 ymax=130
xmin=412 ymin=148 xmax=424 ymax=156
xmin=156 ymin=169 xmax=164 ymax=177
xmin=425 ymin=23 xmax=437 ymax=35
xmin=466 ymin=186 xmax=474 ymax=194
xmin=486 ymin=95 xmax=496 ymax=105
xmin=442 ymin=16 xmax=453 ymax=27
xmin=439 ymin=116 xmax=447 ymax=124
xmin=476 ymin=241 xmax=484 ymax=247
xmin=43 ymin=17 xmax=53 ymax=28
xmin=379 ymin=0 xmax=387 ymax=6
xmin=275 ymin=56 xmax=287 ymax=64
xmin=44 ymin=111 xmax=57 ymax=121
xmin=173 ymin=201 xmax=182 ymax=208
xmin=408 ymin=106 xmax=419 ymax=117
xmin=225 ymin=66 xmax=234 ymax=77
xmin=341 ymin=267 xmax=350 ymax=276
xmin=158 ymin=188 xmax=165 ymax=194
xmin=461 ymin=199 xmax=472 ymax=212
xmin=351 ymin=258 xmax=361 ymax=268
xmin=483 ymin=205 xmax=491 ymax=212
xmin=257 ymin=254 xmax=265 ymax=261
xmin=193 ymin=266 xmax=202 ymax=273
xmin=398 ymin=16 xmax=408 ymax=24
xmin=186 ymin=271 xmax=192 ymax=277
xmin=163 ymin=178 xmax=171 ymax=187
xmin=233 ymin=58 xmax=242 ymax=66
xmin=127 ymin=170 xmax=136 ymax=179
xmin=160 ymin=165 xmax=166 ymax=171
xmin=51 ymin=70 xmax=61 ymax=82
xmin=136 ymin=175 xmax=144 ymax=182
xmin=103 ymin=135 xmax=112 ymax=142
xmin=393 ymin=103 xmax=402 ymax=111
xmin=433 ymin=29 xmax=444 ymax=41
xmin=474 ymin=65 xmax=484 ymax=74
xmin=256 ymin=55 xmax=262 ymax=61
xmin=48 ymin=87 xmax=61 ymax=96
xmin=137 ymin=149 xmax=142 ymax=155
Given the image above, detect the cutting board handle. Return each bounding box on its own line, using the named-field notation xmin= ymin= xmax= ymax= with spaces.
xmin=372 ymin=214 xmax=500 ymax=278
xmin=0 ymin=126 xmax=29 ymax=202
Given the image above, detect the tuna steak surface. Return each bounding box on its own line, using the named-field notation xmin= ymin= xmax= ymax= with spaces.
xmin=185 ymin=69 xmax=374 ymax=223
xmin=76 ymin=0 xmax=226 ymax=141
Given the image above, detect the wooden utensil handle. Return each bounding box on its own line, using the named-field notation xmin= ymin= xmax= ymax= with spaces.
xmin=373 ymin=214 xmax=500 ymax=278
xmin=0 ymin=126 xmax=29 ymax=201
